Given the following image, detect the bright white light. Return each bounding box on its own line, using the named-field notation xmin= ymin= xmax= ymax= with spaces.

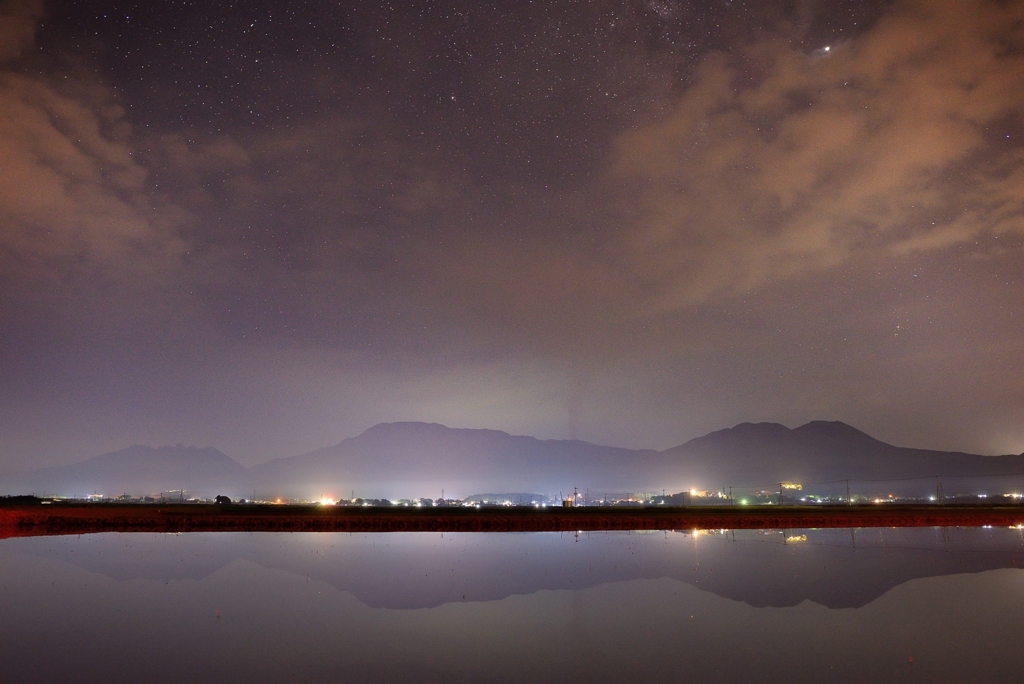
xmin=320 ymin=498 xmax=335 ymax=506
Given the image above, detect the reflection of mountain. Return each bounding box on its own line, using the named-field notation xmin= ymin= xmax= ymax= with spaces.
xmin=4 ymin=420 xmax=1024 ymax=499
xmin=10 ymin=528 xmax=1024 ymax=610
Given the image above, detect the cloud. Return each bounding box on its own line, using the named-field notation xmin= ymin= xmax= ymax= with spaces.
xmin=0 ymin=5 xmax=193 ymax=330
xmin=0 ymin=74 xmax=184 ymax=272
xmin=609 ymin=0 xmax=1024 ymax=309
xmin=0 ymin=0 xmax=41 ymax=62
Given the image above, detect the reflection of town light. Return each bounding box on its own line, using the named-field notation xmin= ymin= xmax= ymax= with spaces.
xmin=785 ymin=535 xmax=807 ymax=543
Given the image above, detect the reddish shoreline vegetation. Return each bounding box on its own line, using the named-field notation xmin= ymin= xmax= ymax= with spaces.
xmin=3 ymin=503 xmax=1024 ymax=538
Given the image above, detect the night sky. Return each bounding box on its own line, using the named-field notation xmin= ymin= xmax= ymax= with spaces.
xmin=2 ymin=0 xmax=1023 ymax=470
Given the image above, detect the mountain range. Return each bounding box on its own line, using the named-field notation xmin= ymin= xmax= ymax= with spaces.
xmin=2 ymin=420 xmax=1023 ymax=500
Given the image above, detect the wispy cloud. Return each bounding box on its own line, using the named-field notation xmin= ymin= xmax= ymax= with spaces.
xmin=611 ymin=0 xmax=1024 ymax=308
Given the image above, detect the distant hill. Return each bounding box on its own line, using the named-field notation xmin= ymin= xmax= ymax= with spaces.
xmin=663 ymin=420 xmax=1024 ymax=494
xmin=245 ymin=422 xmax=659 ymax=500
xmin=3 ymin=420 xmax=1024 ymax=500
xmin=243 ymin=421 xmax=1024 ymax=500
xmin=0 ymin=445 xmax=245 ymax=499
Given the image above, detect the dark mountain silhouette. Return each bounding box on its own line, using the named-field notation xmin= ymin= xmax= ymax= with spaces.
xmin=246 ymin=420 xmax=1024 ymax=499
xmin=0 ymin=445 xmax=244 ymax=498
xmin=245 ymin=422 xmax=659 ymax=499
xmin=3 ymin=420 xmax=1024 ymax=499
xmin=663 ymin=420 xmax=1024 ymax=494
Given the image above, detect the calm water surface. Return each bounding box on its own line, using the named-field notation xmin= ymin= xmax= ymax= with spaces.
xmin=2 ymin=527 xmax=1024 ymax=682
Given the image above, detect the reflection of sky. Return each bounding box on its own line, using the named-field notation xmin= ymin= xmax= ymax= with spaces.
xmin=2 ymin=530 xmax=1024 ymax=682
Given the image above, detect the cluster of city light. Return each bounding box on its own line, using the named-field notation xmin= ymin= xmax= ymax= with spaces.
xmin=64 ymin=486 xmax=1024 ymax=507
xmin=690 ymin=528 xmax=730 ymax=538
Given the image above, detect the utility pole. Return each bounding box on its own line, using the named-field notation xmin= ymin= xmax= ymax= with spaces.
xmin=846 ymin=480 xmax=851 ymax=506
xmin=728 ymin=486 xmax=732 ymax=504
xmin=778 ymin=483 xmax=783 ymax=506
xmin=936 ymin=476 xmax=942 ymax=504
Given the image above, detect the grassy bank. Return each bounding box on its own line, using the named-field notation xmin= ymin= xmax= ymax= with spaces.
xmin=3 ymin=502 xmax=1024 ymax=537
